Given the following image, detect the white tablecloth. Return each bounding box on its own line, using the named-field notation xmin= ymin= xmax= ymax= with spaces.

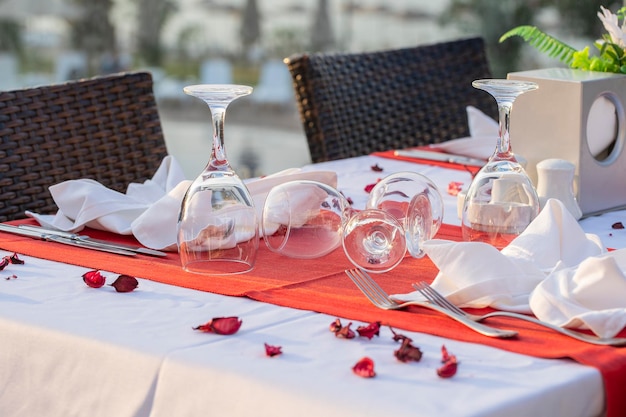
xmin=1 ymin=155 xmax=618 ymax=417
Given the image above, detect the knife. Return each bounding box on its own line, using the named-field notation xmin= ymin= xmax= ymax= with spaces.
xmin=394 ymin=149 xmax=486 ymax=167
xmin=0 ymin=223 xmax=136 ymax=256
xmin=17 ymin=225 xmax=167 ymax=257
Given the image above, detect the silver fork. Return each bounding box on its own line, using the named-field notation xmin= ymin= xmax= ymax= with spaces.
xmin=413 ymin=281 xmax=626 ymax=347
xmin=344 ymin=268 xmax=517 ymax=339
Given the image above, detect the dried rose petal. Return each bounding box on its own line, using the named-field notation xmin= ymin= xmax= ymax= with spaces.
xmin=612 ymin=222 xmax=624 ymax=230
xmin=370 ymin=163 xmax=383 ymax=172
xmin=264 ymin=343 xmax=282 ymax=357
xmin=0 ymin=257 xmax=9 ymax=271
xmin=357 ymin=321 xmax=381 ymax=339
xmin=389 ymin=326 xmax=412 ymax=343
xmin=336 ymin=322 xmax=356 ymax=339
xmin=110 ymin=274 xmax=138 ymax=292
xmin=441 ymin=345 xmax=450 ymax=362
xmin=352 ymin=357 xmax=376 ymax=378
xmin=447 ymin=181 xmax=464 ymax=196
xmin=8 ymin=253 xmax=24 ymax=264
xmin=5 ymin=274 xmax=17 ymax=280
xmin=437 ymin=355 xmax=458 ymax=378
xmin=82 ymin=270 xmax=106 ymax=288
xmin=329 ymin=318 xmax=343 ymax=333
xmin=194 ymin=316 xmax=242 ymax=335
xmin=394 ymin=338 xmax=423 ymax=362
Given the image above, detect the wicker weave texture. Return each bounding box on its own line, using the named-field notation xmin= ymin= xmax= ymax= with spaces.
xmin=0 ymin=71 xmax=168 ymax=221
xmin=285 ymin=37 xmax=498 ymax=163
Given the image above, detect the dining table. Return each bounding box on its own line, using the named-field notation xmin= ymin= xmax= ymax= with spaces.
xmin=1 ymin=151 xmax=625 ymax=417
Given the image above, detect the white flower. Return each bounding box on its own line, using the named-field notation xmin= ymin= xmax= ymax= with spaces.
xmin=597 ymin=5 xmax=626 ymax=48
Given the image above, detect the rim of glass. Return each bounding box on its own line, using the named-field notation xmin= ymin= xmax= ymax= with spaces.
xmin=472 ymin=79 xmax=538 ymax=92
xmin=183 ymin=84 xmax=253 ymax=96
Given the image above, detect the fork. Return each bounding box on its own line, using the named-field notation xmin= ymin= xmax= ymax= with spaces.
xmin=344 ymin=268 xmax=517 ymax=339
xmin=412 ymin=281 xmax=626 ymax=347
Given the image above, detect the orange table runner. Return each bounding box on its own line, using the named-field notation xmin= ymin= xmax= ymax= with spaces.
xmin=1 ymin=219 xmax=625 ymax=417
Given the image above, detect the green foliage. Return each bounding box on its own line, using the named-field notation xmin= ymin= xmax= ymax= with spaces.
xmin=499 ymin=26 xmax=577 ymax=67
xmin=501 ymin=7 xmax=626 ymax=75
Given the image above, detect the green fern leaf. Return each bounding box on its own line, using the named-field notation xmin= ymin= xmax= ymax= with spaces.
xmin=500 ymin=26 xmax=578 ymax=67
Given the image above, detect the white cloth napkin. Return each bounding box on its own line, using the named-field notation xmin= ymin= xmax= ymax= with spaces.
xmin=428 ymin=106 xmax=498 ymax=160
xmin=392 ymin=199 xmax=626 ymax=337
xmin=530 ymin=250 xmax=626 ymax=338
xmin=27 ymin=157 xmax=337 ymax=252
xmin=27 ymin=155 xmax=187 ymax=234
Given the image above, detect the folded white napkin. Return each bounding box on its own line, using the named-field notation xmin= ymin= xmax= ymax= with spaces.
xmin=392 ymin=199 xmax=626 ymax=337
xmin=27 ymin=155 xmax=187 ymax=234
xmin=395 ymin=199 xmax=604 ymax=312
xmin=27 ymin=157 xmax=337 ymax=251
xmin=428 ymin=106 xmax=498 ymax=160
xmin=530 ymin=250 xmax=626 ymax=338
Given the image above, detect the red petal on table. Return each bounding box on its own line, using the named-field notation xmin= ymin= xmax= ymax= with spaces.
xmin=194 ymin=316 xmax=242 ymax=335
xmin=437 ymin=355 xmax=458 ymax=378
xmin=335 ymin=322 xmax=356 ymax=339
xmin=8 ymin=253 xmax=24 ymax=264
xmin=110 ymin=274 xmax=138 ymax=292
xmin=612 ymin=222 xmax=624 ymax=229
xmin=329 ymin=318 xmax=343 ymax=333
xmin=0 ymin=257 xmax=9 ymax=271
xmin=370 ymin=163 xmax=384 ymax=172
xmin=357 ymin=321 xmax=381 ymax=339
xmin=441 ymin=344 xmax=451 ymax=363
xmin=394 ymin=338 xmax=423 ymax=363
xmin=353 ymin=357 xmax=376 ymax=378
xmin=264 ymin=343 xmax=282 ymax=357
xmin=82 ymin=270 xmax=106 ymax=288
xmin=447 ymin=181 xmax=464 ymax=196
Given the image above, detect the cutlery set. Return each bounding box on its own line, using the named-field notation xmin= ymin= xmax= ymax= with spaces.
xmin=345 ymin=268 xmax=626 ymax=347
xmin=0 ymin=224 xmax=167 ymax=257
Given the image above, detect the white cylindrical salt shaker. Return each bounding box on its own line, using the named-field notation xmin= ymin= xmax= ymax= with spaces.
xmin=536 ymin=158 xmax=583 ymax=220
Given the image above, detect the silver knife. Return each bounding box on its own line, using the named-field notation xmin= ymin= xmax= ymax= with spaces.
xmin=394 ymin=149 xmax=486 ymax=167
xmin=0 ymin=223 xmax=136 ymax=256
xmin=17 ymin=225 xmax=167 ymax=257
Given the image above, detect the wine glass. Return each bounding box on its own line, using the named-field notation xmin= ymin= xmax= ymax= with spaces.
xmin=177 ymin=84 xmax=259 ymax=275
xmin=461 ymin=79 xmax=540 ymax=248
xmin=366 ymin=172 xmax=444 ymax=258
xmin=262 ymin=177 xmax=435 ymax=273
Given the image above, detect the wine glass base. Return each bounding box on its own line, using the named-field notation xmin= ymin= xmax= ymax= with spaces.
xmin=182 ymin=259 xmax=255 ymax=275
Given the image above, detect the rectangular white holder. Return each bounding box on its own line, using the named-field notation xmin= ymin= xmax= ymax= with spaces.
xmin=507 ymin=68 xmax=626 ymax=216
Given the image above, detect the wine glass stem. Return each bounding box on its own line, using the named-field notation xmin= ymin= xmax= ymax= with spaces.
xmin=497 ymin=101 xmax=513 ymax=157
xmin=210 ymin=106 xmax=229 ymax=170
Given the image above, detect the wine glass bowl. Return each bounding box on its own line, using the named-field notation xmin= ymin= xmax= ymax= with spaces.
xmin=177 ymin=84 xmax=259 ymax=275
xmin=462 ymin=79 xmax=540 ymax=248
xmin=262 ymin=180 xmax=349 ymax=259
xmin=341 ymin=208 xmax=407 ymax=273
xmin=366 ymin=172 xmax=443 ymax=258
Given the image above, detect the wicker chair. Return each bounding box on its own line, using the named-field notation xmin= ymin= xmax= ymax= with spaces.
xmin=284 ymin=37 xmax=498 ymax=163
xmin=0 ymin=71 xmax=168 ymax=221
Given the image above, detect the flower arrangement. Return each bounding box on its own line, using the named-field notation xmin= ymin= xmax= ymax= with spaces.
xmin=500 ymin=6 xmax=626 ymax=74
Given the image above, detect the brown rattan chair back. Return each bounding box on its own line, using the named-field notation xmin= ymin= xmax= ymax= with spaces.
xmin=284 ymin=37 xmax=497 ymax=163
xmin=0 ymin=71 xmax=168 ymax=221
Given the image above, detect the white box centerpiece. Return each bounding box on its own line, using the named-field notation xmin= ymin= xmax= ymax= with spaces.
xmin=507 ymin=68 xmax=626 ymax=216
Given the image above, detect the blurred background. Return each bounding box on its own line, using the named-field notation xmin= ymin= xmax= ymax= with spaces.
xmin=0 ymin=0 xmax=621 ymax=179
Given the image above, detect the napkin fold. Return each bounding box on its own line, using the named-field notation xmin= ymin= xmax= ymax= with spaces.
xmin=530 ymin=250 xmax=626 ymax=338
xmin=428 ymin=106 xmax=498 ymax=160
xmin=27 ymin=157 xmax=337 ymax=252
xmin=392 ymin=199 xmax=626 ymax=337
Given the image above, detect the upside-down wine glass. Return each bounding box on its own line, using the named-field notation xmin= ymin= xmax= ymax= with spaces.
xmin=261 ymin=172 xmax=443 ymax=273
xmin=461 ymin=79 xmax=540 ymax=248
xmin=177 ymin=84 xmax=259 ymax=275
